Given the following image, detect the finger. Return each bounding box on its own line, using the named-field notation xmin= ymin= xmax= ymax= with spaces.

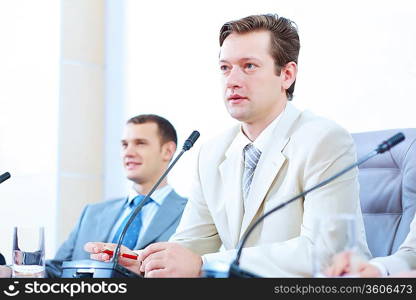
xmin=133 ymin=249 xmax=144 ymax=257
xmin=140 ymin=242 xmax=171 ymax=261
xmin=145 ymin=268 xmax=169 ymax=278
xmin=328 ymin=260 xmax=343 ymax=277
xmin=85 ymin=242 xmax=119 ymax=254
xmin=0 ymin=266 xmax=12 ymax=278
xmin=324 ymin=265 xmax=333 ymax=277
xmin=90 ymin=253 xmax=111 ymax=261
xmin=133 ymin=250 xmax=144 ymax=262
xmin=143 ymin=258 xmax=166 ymax=274
xmin=84 ymin=242 xmax=106 ymax=253
xmin=119 ymin=245 xmax=133 ymax=253
xmin=116 ymin=256 xmax=141 ymax=267
xmin=359 ymin=264 xmax=381 ymax=278
xmin=333 ymin=252 xmax=351 ymax=276
xmin=140 ymin=251 xmax=166 ymax=272
xmin=121 ymin=247 xmax=137 ymax=256
xmin=140 ymin=253 xmax=165 ymax=273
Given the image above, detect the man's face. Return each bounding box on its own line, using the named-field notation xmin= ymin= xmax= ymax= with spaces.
xmin=219 ymin=30 xmax=287 ymax=124
xmin=121 ymin=122 xmax=170 ymax=185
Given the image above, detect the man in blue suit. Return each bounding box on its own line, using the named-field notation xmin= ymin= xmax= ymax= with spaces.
xmin=45 ymin=114 xmax=187 ymax=277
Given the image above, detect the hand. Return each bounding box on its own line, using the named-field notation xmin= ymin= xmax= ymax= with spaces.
xmin=325 ymin=251 xmax=381 ymax=277
xmin=390 ymin=270 xmax=416 ymax=277
xmin=84 ymin=242 xmax=142 ymax=275
xmin=0 ymin=265 xmax=12 ymax=278
xmin=138 ymin=242 xmax=202 ymax=278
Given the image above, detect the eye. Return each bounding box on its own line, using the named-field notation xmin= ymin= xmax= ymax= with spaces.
xmin=220 ymin=64 xmax=230 ymax=72
xmin=245 ymin=63 xmax=256 ymax=70
xmin=121 ymin=142 xmax=127 ymax=148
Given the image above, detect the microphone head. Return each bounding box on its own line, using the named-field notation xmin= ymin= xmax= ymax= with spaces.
xmin=183 ymin=130 xmax=200 ymax=151
xmin=0 ymin=172 xmax=11 ymax=184
xmin=376 ymin=132 xmax=405 ymax=153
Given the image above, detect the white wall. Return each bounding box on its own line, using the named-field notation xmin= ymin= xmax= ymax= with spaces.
xmin=0 ymin=0 xmax=60 ymax=262
xmin=124 ymin=0 xmax=416 ymax=197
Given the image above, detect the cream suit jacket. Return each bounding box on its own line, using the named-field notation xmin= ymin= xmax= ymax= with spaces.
xmin=372 ymin=215 xmax=416 ymax=275
xmin=170 ymin=103 xmax=371 ymax=277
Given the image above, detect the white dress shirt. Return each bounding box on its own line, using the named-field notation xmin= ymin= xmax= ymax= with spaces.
xmin=230 ymin=107 xmax=285 ymax=157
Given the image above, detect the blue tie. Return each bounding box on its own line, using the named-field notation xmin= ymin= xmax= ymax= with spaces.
xmin=112 ymin=195 xmax=152 ymax=249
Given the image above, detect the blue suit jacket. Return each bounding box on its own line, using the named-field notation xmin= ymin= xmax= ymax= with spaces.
xmin=46 ymin=190 xmax=187 ymax=277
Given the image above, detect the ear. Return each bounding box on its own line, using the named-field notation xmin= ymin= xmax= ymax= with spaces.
xmin=161 ymin=141 xmax=177 ymax=161
xmin=281 ymin=61 xmax=297 ymax=91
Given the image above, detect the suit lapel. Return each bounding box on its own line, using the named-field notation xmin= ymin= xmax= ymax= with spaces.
xmin=96 ymin=198 xmax=126 ymax=242
xmin=239 ymin=141 xmax=287 ymax=237
xmin=220 ymin=144 xmax=245 ymax=248
xmin=136 ymin=190 xmax=186 ymax=249
xmin=239 ymin=103 xmax=301 ymax=238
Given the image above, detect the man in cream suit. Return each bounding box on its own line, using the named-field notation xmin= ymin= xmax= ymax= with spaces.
xmin=86 ymin=13 xmax=371 ymax=277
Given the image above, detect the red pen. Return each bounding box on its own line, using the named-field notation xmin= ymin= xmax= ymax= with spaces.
xmin=101 ymin=249 xmax=138 ymax=260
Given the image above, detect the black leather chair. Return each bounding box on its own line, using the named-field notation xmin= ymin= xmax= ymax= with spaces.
xmin=352 ymin=128 xmax=416 ymax=257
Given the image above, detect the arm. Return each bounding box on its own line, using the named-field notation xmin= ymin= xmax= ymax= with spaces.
xmin=371 ymin=215 xmax=416 ymax=275
xmin=45 ymin=205 xmax=89 ymax=278
xmin=169 ymin=145 xmax=222 ymax=254
xmin=136 ymin=145 xmax=222 ymax=277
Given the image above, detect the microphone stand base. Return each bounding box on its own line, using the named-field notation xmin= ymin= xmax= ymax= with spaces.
xmin=228 ymin=262 xmax=261 ymax=278
xmin=61 ymin=260 xmax=142 ymax=278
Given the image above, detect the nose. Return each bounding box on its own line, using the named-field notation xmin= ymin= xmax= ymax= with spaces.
xmin=225 ymin=66 xmax=243 ymax=89
xmin=122 ymin=143 xmax=135 ymax=157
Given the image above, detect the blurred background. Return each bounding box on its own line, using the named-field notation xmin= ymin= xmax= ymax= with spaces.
xmin=0 ymin=0 xmax=415 ymax=263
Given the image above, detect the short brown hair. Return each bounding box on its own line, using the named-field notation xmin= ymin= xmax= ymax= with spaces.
xmin=219 ymin=14 xmax=300 ymax=101
xmin=127 ymin=114 xmax=177 ymax=146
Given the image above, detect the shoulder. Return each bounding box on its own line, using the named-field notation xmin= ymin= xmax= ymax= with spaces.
xmin=290 ymin=110 xmax=353 ymax=149
xmin=167 ymin=189 xmax=188 ymax=206
xmin=199 ymin=125 xmax=240 ymax=158
xmin=83 ymin=197 xmax=125 ymax=212
xmin=283 ymin=110 xmax=357 ymax=170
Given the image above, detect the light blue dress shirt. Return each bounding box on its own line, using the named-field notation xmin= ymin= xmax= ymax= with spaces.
xmin=109 ymin=185 xmax=173 ymax=248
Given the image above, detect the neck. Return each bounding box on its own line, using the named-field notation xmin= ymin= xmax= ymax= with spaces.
xmin=242 ymin=101 xmax=286 ymax=141
xmin=133 ymin=178 xmax=168 ymax=196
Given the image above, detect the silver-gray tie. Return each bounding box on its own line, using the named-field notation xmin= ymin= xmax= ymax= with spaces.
xmin=242 ymin=143 xmax=262 ymax=203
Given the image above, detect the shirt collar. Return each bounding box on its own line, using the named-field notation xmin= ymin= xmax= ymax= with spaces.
xmin=234 ymin=106 xmax=286 ymax=153
xmin=127 ymin=184 xmax=172 ymax=207
xmin=252 ymin=110 xmax=283 ymax=152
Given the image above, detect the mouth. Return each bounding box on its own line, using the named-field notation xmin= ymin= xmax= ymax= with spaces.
xmin=125 ymin=162 xmax=142 ymax=170
xmin=227 ymin=94 xmax=248 ymax=105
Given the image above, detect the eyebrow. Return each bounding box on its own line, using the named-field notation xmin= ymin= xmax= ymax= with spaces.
xmin=219 ymin=57 xmax=261 ymax=63
xmin=121 ymin=138 xmax=148 ymax=143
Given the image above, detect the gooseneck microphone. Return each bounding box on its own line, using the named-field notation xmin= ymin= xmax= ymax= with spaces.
xmin=183 ymin=131 xmax=200 ymax=151
xmin=376 ymin=133 xmax=405 ymax=154
xmin=0 ymin=172 xmax=11 ymax=184
xmin=112 ymin=130 xmax=200 ymax=269
xmin=228 ymin=132 xmax=405 ymax=278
